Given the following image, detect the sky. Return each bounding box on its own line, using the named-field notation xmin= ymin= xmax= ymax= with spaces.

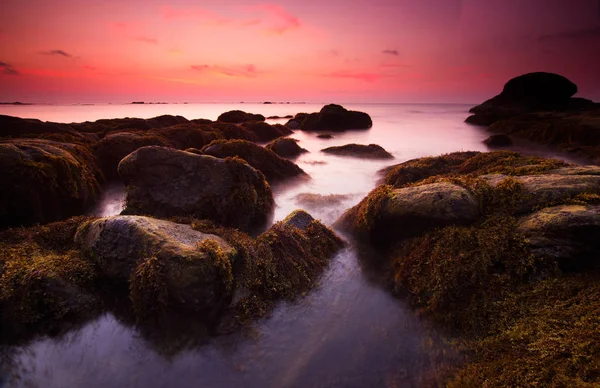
xmin=1 ymin=0 xmax=599 ymax=103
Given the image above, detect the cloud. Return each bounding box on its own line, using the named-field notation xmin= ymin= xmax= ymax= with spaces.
xmin=539 ymin=27 xmax=600 ymax=41
xmin=135 ymin=36 xmax=158 ymax=44
xmin=382 ymin=50 xmax=399 ymax=56
xmin=0 ymin=61 xmax=20 ymax=75
xmin=41 ymin=50 xmax=73 ymax=58
xmin=326 ymin=70 xmax=380 ymax=83
xmin=191 ymin=64 xmax=259 ymax=78
xmin=254 ymin=4 xmax=301 ymax=35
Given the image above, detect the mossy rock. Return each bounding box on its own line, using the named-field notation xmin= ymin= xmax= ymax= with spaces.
xmin=0 ymin=139 xmax=103 ymax=228
xmin=299 ymin=104 xmax=372 ymax=131
xmin=217 ymin=110 xmax=265 ymax=124
xmin=206 ymin=122 xmax=259 ymax=142
xmin=321 ymin=143 xmax=393 ymax=159
xmin=240 ymin=121 xmax=293 ymax=142
xmin=265 ymin=137 xmax=308 ymax=158
xmin=483 ymin=134 xmax=513 ymax=147
xmin=76 ymin=215 xmax=236 ymax=316
xmin=118 ymin=146 xmax=274 ymax=232
xmin=150 ymin=123 xmax=224 ymax=150
xmin=201 ymin=139 xmax=307 ymax=184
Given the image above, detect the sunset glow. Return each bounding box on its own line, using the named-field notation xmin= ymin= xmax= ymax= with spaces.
xmin=1 ymin=0 xmax=599 ymax=103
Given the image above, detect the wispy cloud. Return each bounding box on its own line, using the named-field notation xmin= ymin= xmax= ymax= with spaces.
xmin=191 ymin=64 xmax=259 ymax=78
xmin=135 ymin=36 xmax=158 ymax=44
xmin=253 ymin=4 xmax=301 ymax=35
xmin=382 ymin=50 xmax=399 ymax=56
xmin=41 ymin=50 xmax=73 ymax=58
xmin=326 ymin=70 xmax=380 ymax=83
xmin=0 ymin=61 xmax=20 ymax=75
xmin=539 ymin=27 xmax=600 ymax=41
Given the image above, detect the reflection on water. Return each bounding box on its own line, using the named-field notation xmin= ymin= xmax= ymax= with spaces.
xmin=2 ymin=103 xmax=587 ymax=387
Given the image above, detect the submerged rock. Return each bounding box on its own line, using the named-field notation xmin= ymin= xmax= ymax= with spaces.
xmin=0 ymin=139 xmax=102 ymax=228
xmin=118 ymin=146 xmax=274 ymax=232
xmin=265 ymin=137 xmax=308 ymax=158
xmin=321 ymin=143 xmax=393 ymax=159
xmin=76 ymin=215 xmax=236 ymax=314
xmin=217 ymin=110 xmax=265 ymax=124
xmin=201 ymin=139 xmax=307 ymax=183
xmin=317 ymin=134 xmax=333 ymax=139
xmin=483 ymin=134 xmax=513 ymax=147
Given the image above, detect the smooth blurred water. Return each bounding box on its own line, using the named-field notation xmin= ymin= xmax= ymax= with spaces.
xmin=1 ymin=103 xmax=584 ymax=388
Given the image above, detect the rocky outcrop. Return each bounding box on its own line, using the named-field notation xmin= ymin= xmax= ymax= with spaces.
xmin=240 ymin=121 xmax=293 ymax=142
xmin=150 ymin=123 xmax=223 ymax=150
xmin=217 ymin=110 xmax=265 ymax=124
xmin=321 ymin=143 xmax=393 ymax=159
xmin=76 ymin=215 xmax=236 ymax=314
xmin=201 ymin=140 xmax=307 ymax=183
xmin=465 ymin=72 xmax=586 ymax=126
xmin=118 ymin=146 xmax=274 ymax=232
xmin=0 ymin=139 xmax=102 ymax=228
xmin=286 ymin=105 xmax=372 ymax=131
xmin=265 ymin=137 xmax=308 ymax=158
xmin=484 ymin=134 xmax=513 ymax=147
xmin=0 ymin=114 xmax=85 ymax=140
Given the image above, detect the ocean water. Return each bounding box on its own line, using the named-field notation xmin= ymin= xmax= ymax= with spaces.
xmin=0 ymin=103 xmax=584 ymax=387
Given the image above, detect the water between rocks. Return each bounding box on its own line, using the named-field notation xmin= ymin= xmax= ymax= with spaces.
xmin=1 ymin=103 xmax=586 ymax=387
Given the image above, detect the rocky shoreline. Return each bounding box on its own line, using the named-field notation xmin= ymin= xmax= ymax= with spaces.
xmin=1 ymin=89 xmax=599 ymax=385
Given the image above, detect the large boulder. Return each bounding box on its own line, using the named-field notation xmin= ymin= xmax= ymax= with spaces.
xmin=201 ymin=140 xmax=307 ymax=183
xmin=265 ymin=137 xmax=308 ymax=158
xmin=0 ymin=115 xmax=85 ymax=140
xmin=240 ymin=121 xmax=293 ymax=142
xmin=217 ymin=110 xmax=265 ymax=124
xmin=321 ymin=143 xmax=393 ymax=159
xmin=517 ymin=204 xmax=600 ymax=270
xmin=118 ymin=146 xmax=274 ymax=232
xmin=150 ymin=124 xmax=223 ymax=150
xmin=76 ymin=216 xmax=236 ymax=314
xmin=293 ymin=104 xmax=372 ymax=131
xmin=94 ymin=132 xmax=168 ymax=180
xmin=465 ymin=72 xmax=591 ymax=126
xmin=337 ymin=182 xmax=480 ymax=246
xmin=0 ymin=139 xmax=102 ymax=228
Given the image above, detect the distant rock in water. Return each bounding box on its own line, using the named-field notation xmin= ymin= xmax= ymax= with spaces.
xmin=265 ymin=137 xmax=308 ymax=158
xmin=483 ymin=134 xmax=513 ymax=148
xmin=317 ymin=134 xmax=333 ymax=139
xmin=466 ymin=72 xmax=592 ymax=126
xmin=0 ymin=139 xmax=102 ymax=228
xmin=217 ymin=110 xmax=265 ymax=124
xmin=118 ymin=146 xmax=274 ymax=232
xmin=288 ymin=104 xmax=372 ymax=131
xmin=202 ymin=139 xmax=307 ymax=183
xmin=321 ymin=143 xmax=393 ymax=159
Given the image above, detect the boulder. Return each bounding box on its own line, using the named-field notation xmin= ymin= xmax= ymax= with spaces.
xmin=483 ymin=134 xmax=513 ymax=147
xmin=208 ymin=122 xmax=259 ymax=142
xmin=299 ymin=104 xmax=372 ymax=131
xmin=240 ymin=121 xmax=293 ymax=142
xmin=321 ymin=143 xmax=393 ymax=159
xmin=217 ymin=110 xmax=265 ymax=124
xmin=94 ymin=132 xmax=168 ymax=180
xmin=0 ymin=139 xmax=102 ymax=228
xmin=265 ymin=137 xmax=308 ymax=158
xmin=517 ymin=204 xmax=600 ymax=270
xmin=150 ymin=124 xmax=223 ymax=150
xmin=118 ymin=146 xmax=274 ymax=232
xmin=0 ymin=115 xmax=85 ymax=140
xmin=466 ymin=72 xmax=590 ymax=126
xmin=76 ymin=216 xmax=236 ymax=314
xmin=337 ymin=182 xmax=480 ymax=246
xmin=202 ymin=140 xmax=307 ymax=183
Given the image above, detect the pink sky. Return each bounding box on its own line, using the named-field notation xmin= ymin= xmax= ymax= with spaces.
xmin=1 ymin=0 xmax=599 ymax=103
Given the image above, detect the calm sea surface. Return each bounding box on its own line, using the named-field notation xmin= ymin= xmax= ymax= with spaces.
xmin=0 ymin=103 xmax=584 ymax=387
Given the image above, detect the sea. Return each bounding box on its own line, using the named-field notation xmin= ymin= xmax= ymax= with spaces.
xmin=0 ymin=103 xmax=585 ymax=387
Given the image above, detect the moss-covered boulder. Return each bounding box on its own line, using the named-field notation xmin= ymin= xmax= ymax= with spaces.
xmin=517 ymin=204 xmax=600 ymax=270
xmin=118 ymin=146 xmax=274 ymax=232
xmin=321 ymin=143 xmax=393 ymax=159
xmin=0 ymin=114 xmax=85 ymax=140
xmin=201 ymin=139 xmax=307 ymax=184
xmin=298 ymin=104 xmax=372 ymax=131
xmin=337 ymin=182 xmax=480 ymax=246
xmin=76 ymin=215 xmax=236 ymax=315
xmin=483 ymin=134 xmax=513 ymax=147
xmin=217 ymin=110 xmax=265 ymax=124
xmin=150 ymin=123 xmax=223 ymax=150
xmin=0 ymin=139 xmax=103 ymax=228
xmin=240 ymin=121 xmax=293 ymax=142
xmin=207 ymin=122 xmax=259 ymax=142
xmin=94 ymin=132 xmax=168 ymax=180
xmin=265 ymin=137 xmax=308 ymax=158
